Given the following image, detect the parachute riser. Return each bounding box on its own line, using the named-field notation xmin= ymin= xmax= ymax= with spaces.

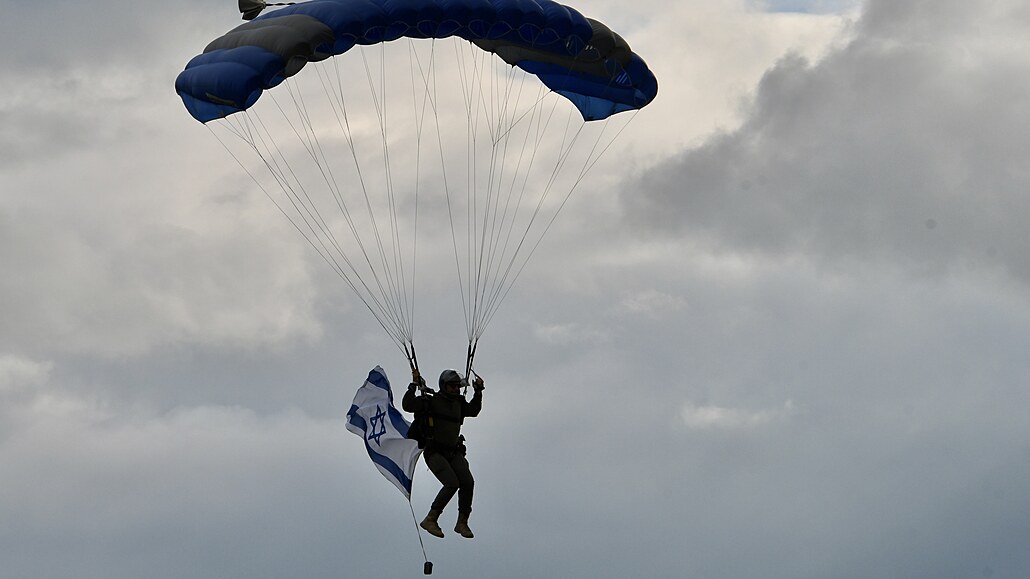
xmin=463 ymin=339 xmax=479 ymax=395
xmin=405 ymin=341 xmax=420 ymax=373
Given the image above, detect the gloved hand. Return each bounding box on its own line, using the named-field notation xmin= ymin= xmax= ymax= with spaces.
xmin=472 ymin=373 xmax=485 ymax=392
xmin=410 ymin=368 xmax=426 ymax=390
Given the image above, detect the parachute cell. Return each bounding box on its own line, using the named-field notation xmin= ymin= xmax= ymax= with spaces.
xmin=175 ymin=0 xmax=657 ymax=122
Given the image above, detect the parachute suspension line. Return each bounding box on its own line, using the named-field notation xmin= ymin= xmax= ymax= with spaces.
xmin=357 ymin=47 xmax=413 ymax=343
xmin=424 ymin=39 xmax=484 ymax=342
xmin=255 ymin=99 xmax=411 ymax=347
xmin=267 ymin=82 xmax=412 ymax=343
xmin=473 ymin=113 xmax=588 ymax=336
xmin=406 ymin=38 xmax=432 ymax=343
xmin=460 ymin=42 xmax=508 ymax=342
xmin=308 ymin=66 xmax=400 ymax=307
xmin=468 ymin=45 xmax=495 ymax=342
xmin=421 ymin=40 xmax=507 ymax=349
xmin=234 ymin=107 xmax=363 ymax=299
xmin=475 ymin=64 xmax=523 ymax=323
xmin=433 ymin=40 xmax=463 ymax=336
xmin=308 ymin=51 xmax=417 ymax=345
xmin=475 ymin=55 xmax=524 ymax=313
xmin=467 ymin=79 xmax=567 ymax=340
xmin=319 ymin=58 xmax=417 ymax=344
xmin=377 ymin=42 xmax=416 ymax=343
xmin=446 ymin=41 xmax=478 ymax=340
xmin=272 ymin=82 xmax=366 ymax=282
xmin=409 ymin=39 xmax=471 ymax=343
xmin=433 ymin=39 xmax=599 ymax=343
xmin=473 ymin=66 xmax=552 ymax=338
xmin=206 ymin=121 xmax=409 ymax=357
xmin=470 ymin=64 xmax=522 ymax=338
xmin=477 ymin=110 xmax=640 ymax=335
xmin=574 ymin=110 xmax=640 ymax=186
xmin=402 ymin=37 xmax=452 ymax=344
xmin=212 ymin=69 xmax=426 ymax=351
xmin=471 ymin=64 xmax=640 ymax=340
xmin=466 ymin=44 xmax=494 ymax=341
xmin=458 ymin=43 xmax=477 ymax=340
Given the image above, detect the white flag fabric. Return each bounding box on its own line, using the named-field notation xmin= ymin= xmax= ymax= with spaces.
xmin=346 ymin=366 xmax=422 ymax=498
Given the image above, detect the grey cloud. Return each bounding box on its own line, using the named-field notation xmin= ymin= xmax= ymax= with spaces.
xmin=0 ymin=1 xmax=229 ymax=73
xmin=0 ymin=193 xmax=324 ymax=357
xmin=628 ymin=0 xmax=1030 ymax=281
xmin=0 ymin=107 xmax=96 ymax=170
xmin=0 ymin=12 xmax=332 ymax=359
xmin=0 ymin=395 xmax=380 ymax=578
xmin=760 ymin=0 xmax=861 ymax=13
xmin=4 ymin=1 xmax=1030 ymax=578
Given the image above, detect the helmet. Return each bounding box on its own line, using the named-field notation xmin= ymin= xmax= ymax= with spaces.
xmin=439 ymin=369 xmax=468 ymax=390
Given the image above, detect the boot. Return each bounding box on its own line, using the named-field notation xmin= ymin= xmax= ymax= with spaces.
xmin=454 ymin=511 xmax=474 ymax=539
xmin=420 ymin=509 xmax=444 ymax=538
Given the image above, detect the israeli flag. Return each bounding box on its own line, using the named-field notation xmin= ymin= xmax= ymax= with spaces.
xmin=346 ymin=366 xmax=422 ymax=499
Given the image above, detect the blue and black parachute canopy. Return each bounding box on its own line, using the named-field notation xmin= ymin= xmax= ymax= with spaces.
xmin=175 ymin=0 xmax=658 ymax=123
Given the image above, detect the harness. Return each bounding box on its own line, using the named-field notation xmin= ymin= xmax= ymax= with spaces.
xmin=408 ymin=392 xmax=464 ymax=451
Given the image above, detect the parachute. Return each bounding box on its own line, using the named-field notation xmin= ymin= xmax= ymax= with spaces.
xmin=175 ymin=0 xmax=657 ymax=368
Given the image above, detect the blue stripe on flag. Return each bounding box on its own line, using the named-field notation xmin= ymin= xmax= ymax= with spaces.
xmin=364 ymin=440 xmax=413 ymax=494
xmin=346 ymin=404 xmax=365 ymax=431
xmin=366 ymin=367 xmax=394 ymax=401
xmin=388 ymin=405 xmax=409 ymax=437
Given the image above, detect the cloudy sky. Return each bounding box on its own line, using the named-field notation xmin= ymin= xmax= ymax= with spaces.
xmin=3 ymin=0 xmax=1030 ymax=577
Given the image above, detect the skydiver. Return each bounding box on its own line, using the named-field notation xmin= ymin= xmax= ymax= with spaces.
xmin=403 ymin=368 xmax=484 ymax=539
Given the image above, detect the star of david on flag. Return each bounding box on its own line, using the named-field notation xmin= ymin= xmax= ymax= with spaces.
xmin=346 ymin=366 xmax=422 ymax=498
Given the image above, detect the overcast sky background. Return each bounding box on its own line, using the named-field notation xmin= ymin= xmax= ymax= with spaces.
xmin=3 ymin=0 xmax=1030 ymax=577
